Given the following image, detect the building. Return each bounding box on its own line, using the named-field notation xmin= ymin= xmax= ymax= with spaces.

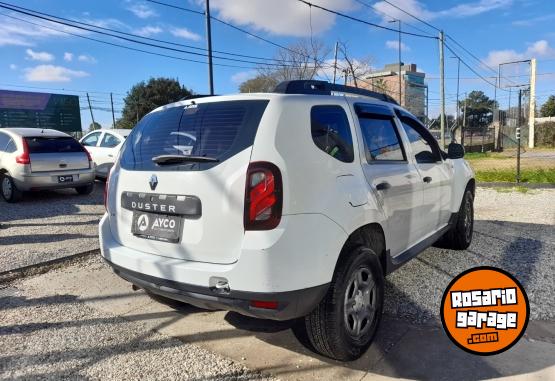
xmin=360 ymin=63 xmax=427 ymax=122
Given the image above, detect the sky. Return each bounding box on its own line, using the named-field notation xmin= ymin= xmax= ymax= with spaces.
xmin=1 ymin=0 xmax=555 ymax=130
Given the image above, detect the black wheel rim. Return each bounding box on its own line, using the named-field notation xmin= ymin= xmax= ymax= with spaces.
xmin=343 ymin=266 xmax=377 ymax=338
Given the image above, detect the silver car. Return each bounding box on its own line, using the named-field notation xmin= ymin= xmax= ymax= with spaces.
xmin=0 ymin=128 xmax=95 ymax=202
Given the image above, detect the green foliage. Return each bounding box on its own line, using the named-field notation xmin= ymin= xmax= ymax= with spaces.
xmin=118 ymin=77 xmax=193 ymax=129
xmin=534 ymin=122 xmax=555 ymax=147
xmin=88 ymin=121 xmax=101 ymax=131
xmin=540 ymin=95 xmax=555 ymax=117
xmin=239 ymin=75 xmax=278 ymax=93
xmin=475 ymin=168 xmax=555 ymax=183
xmin=458 ymin=91 xmax=498 ymax=128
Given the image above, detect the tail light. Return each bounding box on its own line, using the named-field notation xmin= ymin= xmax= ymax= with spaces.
xmin=84 ymin=148 xmax=93 ymax=168
xmin=15 ymin=138 xmax=30 ymax=164
xmin=244 ymin=162 xmax=282 ymax=230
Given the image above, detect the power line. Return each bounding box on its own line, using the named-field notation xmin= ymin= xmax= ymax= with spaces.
xmin=0 ymin=2 xmax=297 ymax=68
xmin=145 ymin=0 xmax=204 ymax=15
xmin=379 ymin=0 xmax=439 ymax=32
xmin=295 ymin=0 xmax=437 ymax=39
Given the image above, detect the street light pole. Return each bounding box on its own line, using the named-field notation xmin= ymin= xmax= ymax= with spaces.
xmin=451 ymin=56 xmax=461 ymax=142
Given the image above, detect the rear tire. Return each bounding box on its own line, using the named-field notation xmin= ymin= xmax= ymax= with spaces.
xmin=1 ymin=174 xmax=22 ymax=203
xmin=75 ymin=183 xmax=94 ymax=195
xmin=437 ymin=189 xmax=474 ymax=250
xmin=299 ymin=246 xmax=384 ymax=361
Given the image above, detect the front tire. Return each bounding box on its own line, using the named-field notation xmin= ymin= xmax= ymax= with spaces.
xmin=75 ymin=183 xmax=94 ymax=195
xmin=1 ymin=174 xmax=22 ymax=203
xmin=438 ymin=189 xmax=474 ymax=250
xmin=299 ymin=246 xmax=384 ymax=361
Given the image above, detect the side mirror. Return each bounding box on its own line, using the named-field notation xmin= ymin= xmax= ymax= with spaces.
xmin=447 ymin=142 xmax=465 ymax=159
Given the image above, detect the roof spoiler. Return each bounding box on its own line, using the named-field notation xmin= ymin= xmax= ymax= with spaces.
xmin=273 ymin=80 xmax=398 ymax=105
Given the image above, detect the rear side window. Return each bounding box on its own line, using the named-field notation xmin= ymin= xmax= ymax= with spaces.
xmin=358 ymin=116 xmax=405 ymax=162
xmin=311 ymin=105 xmax=354 ymax=163
xmin=25 ymin=137 xmax=84 ymax=154
xmin=0 ymin=132 xmax=10 ymax=152
xmin=120 ymin=100 xmax=269 ymax=171
xmin=100 ymin=133 xmax=121 ymax=148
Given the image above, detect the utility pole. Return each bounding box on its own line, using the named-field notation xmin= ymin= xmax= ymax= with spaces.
xmin=205 ymin=0 xmax=214 ymax=95
xmin=86 ymin=93 xmax=95 ymax=129
xmin=439 ymin=30 xmax=446 ymax=149
xmin=389 ymin=19 xmax=402 ymax=105
xmin=528 ymin=58 xmax=536 ymax=148
xmin=462 ymin=93 xmax=467 ymax=147
xmin=517 ymin=89 xmax=522 ymax=183
xmin=333 ymin=41 xmax=339 ymax=84
xmin=136 ymin=99 xmax=139 ymax=125
xmin=452 ymin=56 xmax=461 ymax=142
xmin=110 ymin=92 xmax=116 ymax=128
xmin=494 ymin=64 xmax=499 ymax=126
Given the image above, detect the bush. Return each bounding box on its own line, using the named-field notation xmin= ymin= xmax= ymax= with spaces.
xmin=535 ymin=122 xmax=555 ymax=147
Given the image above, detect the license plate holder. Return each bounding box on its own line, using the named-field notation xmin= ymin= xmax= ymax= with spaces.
xmin=131 ymin=211 xmax=182 ymax=243
xmin=58 ymin=175 xmax=74 ymax=183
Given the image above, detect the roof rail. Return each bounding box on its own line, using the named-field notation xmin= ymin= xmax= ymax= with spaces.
xmin=273 ymin=80 xmax=398 ymax=105
xmin=179 ymin=94 xmax=214 ymax=101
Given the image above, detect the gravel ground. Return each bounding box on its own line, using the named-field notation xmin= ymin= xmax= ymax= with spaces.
xmin=0 ymin=184 xmax=105 ymax=273
xmin=0 ymin=260 xmax=271 ymax=381
xmin=384 ymin=187 xmax=555 ymax=324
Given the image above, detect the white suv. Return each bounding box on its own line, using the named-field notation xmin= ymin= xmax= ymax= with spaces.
xmin=100 ymin=81 xmax=474 ymax=361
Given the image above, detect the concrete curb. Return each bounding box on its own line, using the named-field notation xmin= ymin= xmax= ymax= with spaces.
xmin=477 ymin=182 xmax=555 ymax=189
xmin=0 ymin=249 xmax=99 ymax=284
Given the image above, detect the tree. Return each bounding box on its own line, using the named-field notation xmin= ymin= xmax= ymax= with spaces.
xmin=458 ymin=91 xmax=498 ymax=128
xmin=239 ymin=75 xmax=278 ymax=93
xmin=540 ymin=95 xmax=555 ymax=117
xmin=117 ymin=77 xmax=193 ymax=128
xmin=88 ymin=122 xmax=101 ymax=131
xmin=336 ymin=41 xmax=373 ymax=88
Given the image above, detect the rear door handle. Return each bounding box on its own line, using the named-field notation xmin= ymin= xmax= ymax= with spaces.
xmin=423 ymin=176 xmax=432 ymax=183
xmin=376 ymin=182 xmax=391 ymax=191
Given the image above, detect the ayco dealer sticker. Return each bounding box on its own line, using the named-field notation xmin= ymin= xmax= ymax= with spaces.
xmin=441 ymin=267 xmax=529 ymax=355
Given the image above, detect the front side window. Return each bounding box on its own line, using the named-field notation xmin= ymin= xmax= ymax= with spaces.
xmin=82 ymin=131 xmax=101 ymax=147
xmin=400 ymin=118 xmax=441 ymax=163
xmin=100 ymin=133 xmax=121 ymax=148
xmin=5 ymin=139 xmax=17 ymax=153
xmin=311 ymin=105 xmax=354 ymax=163
xmin=358 ymin=116 xmax=405 ymax=162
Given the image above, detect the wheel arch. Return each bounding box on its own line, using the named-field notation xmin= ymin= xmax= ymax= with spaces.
xmin=336 ymin=223 xmax=387 ymax=276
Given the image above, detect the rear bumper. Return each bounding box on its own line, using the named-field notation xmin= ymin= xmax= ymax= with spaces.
xmin=105 ymin=258 xmax=329 ymax=320
xmin=14 ymin=168 xmax=94 ymax=191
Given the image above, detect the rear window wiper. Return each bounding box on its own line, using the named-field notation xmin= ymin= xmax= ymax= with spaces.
xmin=152 ymin=154 xmax=219 ymax=165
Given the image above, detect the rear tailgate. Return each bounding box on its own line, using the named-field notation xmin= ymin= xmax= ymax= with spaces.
xmin=108 ymin=99 xmax=269 ymax=265
xmin=26 ymin=136 xmax=90 ymax=172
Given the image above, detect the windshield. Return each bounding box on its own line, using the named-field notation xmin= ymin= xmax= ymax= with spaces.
xmin=120 ymin=100 xmax=269 ymax=171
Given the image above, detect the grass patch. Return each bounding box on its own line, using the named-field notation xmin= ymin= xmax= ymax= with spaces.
xmin=475 ymin=168 xmax=555 ymax=183
xmin=465 ymin=152 xmax=510 ymax=160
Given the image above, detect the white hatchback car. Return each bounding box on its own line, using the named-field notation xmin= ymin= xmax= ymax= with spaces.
xmin=100 ymin=80 xmax=474 ymax=361
xmin=80 ymin=129 xmax=131 ymax=179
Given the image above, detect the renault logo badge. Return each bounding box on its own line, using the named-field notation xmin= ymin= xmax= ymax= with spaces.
xmin=149 ymin=174 xmax=158 ymax=191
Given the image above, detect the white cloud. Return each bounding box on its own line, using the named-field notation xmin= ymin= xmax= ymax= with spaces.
xmin=127 ymin=3 xmax=157 ymax=19
xmin=372 ymin=0 xmax=512 ymax=23
xmin=23 ymin=65 xmax=89 ymax=82
xmin=9 ymin=64 xmax=17 ymax=70
xmin=25 ymin=49 xmax=54 ymax=62
xmin=385 ymin=40 xmax=410 ymax=52
xmin=513 ymin=14 xmax=555 ymax=27
xmin=483 ymin=40 xmax=555 ymax=66
xmin=209 ymin=0 xmax=358 ymax=37
xmin=64 ymin=52 xmax=74 ymax=62
xmin=171 ymin=27 xmax=202 ymax=41
xmin=77 ymin=54 xmax=97 ymax=63
xmin=134 ymin=25 xmax=163 ymax=37
xmin=231 ymin=70 xmax=257 ymax=84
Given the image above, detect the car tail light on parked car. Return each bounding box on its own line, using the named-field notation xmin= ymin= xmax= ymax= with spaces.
xmin=15 ymin=138 xmax=30 ymax=164
xmin=244 ymin=162 xmax=282 ymax=230
xmin=84 ymin=148 xmax=93 ymax=168
xmin=104 ymin=171 xmax=110 ymax=211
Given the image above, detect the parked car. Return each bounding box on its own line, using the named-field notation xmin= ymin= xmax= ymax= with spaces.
xmin=99 ymin=80 xmax=474 ymax=361
xmin=80 ymin=129 xmax=131 ymax=179
xmin=0 ymin=128 xmax=95 ymax=202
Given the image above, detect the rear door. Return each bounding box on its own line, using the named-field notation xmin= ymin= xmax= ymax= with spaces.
xmin=109 ymin=99 xmax=269 ymax=264
xmin=354 ymin=104 xmax=423 ymax=256
xmin=81 ymin=131 xmax=102 ymax=165
xmin=397 ymin=114 xmax=452 ymax=235
xmin=26 ymin=136 xmax=90 ymax=172
xmin=95 ymin=132 xmax=122 ymax=176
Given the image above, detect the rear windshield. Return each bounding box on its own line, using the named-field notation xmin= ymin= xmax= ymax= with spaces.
xmin=25 ymin=137 xmax=84 ymax=154
xmin=120 ymin=100 xmax=269 ymax=171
